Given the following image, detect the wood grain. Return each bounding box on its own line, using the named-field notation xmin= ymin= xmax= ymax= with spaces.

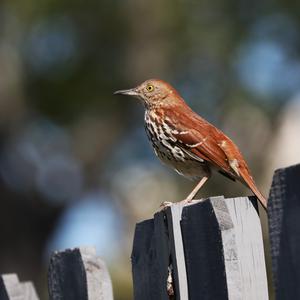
xmin=215 ymin=197 xmax=268 ymax=300
xmin=268 ymin=164 xmax=300 ymax=299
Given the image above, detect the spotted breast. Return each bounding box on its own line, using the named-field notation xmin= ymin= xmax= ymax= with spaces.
xmin=144 ymin=110 xmax=210 ymax=180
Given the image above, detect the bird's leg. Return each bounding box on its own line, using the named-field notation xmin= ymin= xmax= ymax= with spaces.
xmin=160 ymin=176 xmax=209 ymax=210
xmin=180 ymin=176 xmax=209 ymax=204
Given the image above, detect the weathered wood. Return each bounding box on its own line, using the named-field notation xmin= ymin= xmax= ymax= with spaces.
xmin=131 ymin=213 xmax=170 ymax=300
xmin=268 ymin=167 xmax=285 ymax=289
xmin=48 ymin=247 xmax=113 ymax=300
xmin=209 ymin=196 xmax=237 ymax=298
xmin=0 ymin=274 xmax=39 ymax=300
xmin=212 ymin=196 xmax=268 ymax=300
xmin=167 ymin=203 xmax=189 ymax=299
xmin=80 ymin=247 xmax=113 ymax=300
xmin=132 ymin=195 xmax=268 ymax=300
xmin=48 ymin=248 xmax=88 ymax=300
xmin=268 ymin=164 xmax=300 ymax=299
xmin=180 ymin=198 xmax=229 ymax=300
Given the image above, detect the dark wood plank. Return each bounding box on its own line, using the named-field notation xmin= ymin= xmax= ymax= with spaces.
xmin=153 ymin=212 xmax=172 ymax=299
xmin=180 ymin=199 xmax=228 ymax=300
xmin=48 ymin=248 xmax=88 ymax=300
xmin=131 ymin=213 xmax=170 ymax=300
xmin=268 ymin=167 xmax=285 ymax=290
xmin=268 ymin=164 xmax=300 ymax=299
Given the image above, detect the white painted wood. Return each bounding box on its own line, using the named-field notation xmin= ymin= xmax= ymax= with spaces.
xmin=170 ymin=203 xmax=189 ymax=300
xmin=80 ymin=247 xmax=114 ymax=300
xmin=2 ymin=274 xmax=39 ymax=300
xmin=211 ymin=197 xmax=268 ymax=300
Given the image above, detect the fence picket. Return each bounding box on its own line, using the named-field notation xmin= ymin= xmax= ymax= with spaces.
xmin=3 ymin=163 xmax=300 ymax=299
xmin=132 ymin=196 xmax=268 ymax=300
xmin=0 ymin=274 xmax=39 ymax=300
xmin=268 ymin=164 xmax=300 ymax=299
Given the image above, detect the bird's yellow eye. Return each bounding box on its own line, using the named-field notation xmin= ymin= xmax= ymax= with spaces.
xmin=146 ymin=85 xmax=154 ymax=92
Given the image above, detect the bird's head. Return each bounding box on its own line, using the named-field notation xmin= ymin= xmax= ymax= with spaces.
xmin=114 ymin=79 xmax=181 ymax=108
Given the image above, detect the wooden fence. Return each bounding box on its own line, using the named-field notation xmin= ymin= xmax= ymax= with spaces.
xmin=0 ymin=164 xmax=299 ymax=299
xmin=0 ymin=247 xmax=113 ymax=300
xmin=132 ymin=196 xmax=268 ymax=300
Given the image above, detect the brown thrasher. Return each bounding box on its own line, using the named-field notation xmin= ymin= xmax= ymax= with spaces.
xmin=114 ymin=79 xmax=267 ymax=209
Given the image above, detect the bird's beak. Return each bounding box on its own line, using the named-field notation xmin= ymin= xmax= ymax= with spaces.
xmin=114 ymin=88 xmax=139 ymax=96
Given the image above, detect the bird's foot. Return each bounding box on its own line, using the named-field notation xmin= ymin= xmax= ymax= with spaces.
xmin=160 ymin=198 xmax=205 ymax=211
xmin=177 ymin=198 xmax=192 ymax=206
xmin=160 ymin=201 xmax=174 ymax=210
xmin=161 ymin=198 xmax=195 ymax=209
xmin=178 ymin=198 xmax=205 ymax=206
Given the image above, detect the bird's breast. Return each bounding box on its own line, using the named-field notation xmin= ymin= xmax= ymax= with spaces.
xmin=144 ymin=111 xmax=209 ymax=180
xmin=144 ymin=111 xmax=184 ymax=160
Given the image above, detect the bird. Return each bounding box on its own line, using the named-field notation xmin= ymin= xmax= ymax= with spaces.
xmin=114 ymin=79 xmax=267 ymax=209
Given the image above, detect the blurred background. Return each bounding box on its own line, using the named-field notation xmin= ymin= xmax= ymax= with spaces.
xmin=1 ymin=0 xmax=300 ymax=299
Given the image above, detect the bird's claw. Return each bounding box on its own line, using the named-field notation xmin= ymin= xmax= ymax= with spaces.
xmin=160 ymin=201 xmax=173 ymax=210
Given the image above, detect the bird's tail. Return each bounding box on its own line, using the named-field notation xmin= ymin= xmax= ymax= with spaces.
xmin=240 ymin=169 xmax=267 ymax=210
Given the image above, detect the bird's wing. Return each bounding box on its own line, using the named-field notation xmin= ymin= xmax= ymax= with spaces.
xmin=175 ymin=127 xmax=238 ymax=177
xmin=164 ymin=107 xmax=267 ymax=208
xmin=164 ymin=109 xmax=236 ymax=176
